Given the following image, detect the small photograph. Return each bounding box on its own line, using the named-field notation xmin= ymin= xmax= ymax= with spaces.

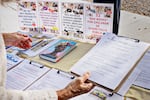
xmin=86 ymin=5 xmax=112 ymax=18
xmin=73 ymin=30 xmax=84 ymax=39
xmin=86 ymin=5 xmax=97 ymax=16
xmin=63 ymin=29 xmax=70 ymax=36
xmin=104 ymin=6 xmax=112 ymax=18
xmin=85 ymin=33 xmax=102 ymax=41
xmin=39 ymin=2 xmax=58 ymax=12
xmin=18 ymin=2 xmax=36 ymax=11
xmin=40 ymin=26 xmax=47 ymax=32
xmin=50 ymin=26 xmax=59 ymax=34
xmin=62 ymin=3 xmax=84 ymax=15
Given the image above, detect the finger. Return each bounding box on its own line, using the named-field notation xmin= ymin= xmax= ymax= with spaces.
xmin=17 ymin=33 xmax=28 ymax=37
xmin=22 ymin=41 xmax=30 ymax=49
xmin=80 ymin=72 xmax=90 ymax=82
xmin=22 ymin=41 xmax=32 ymax=49
xmin=17 ymin=41 xmax=30 ymax=49
xmin=28 ymin=37 xmax=32 ymax=42
xmin=23 ymin=36 xmax=32 ymax=42
xmin=17 ymin=42 xmax=24 ymax=49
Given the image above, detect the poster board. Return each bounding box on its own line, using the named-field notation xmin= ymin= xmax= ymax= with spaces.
xmin=94 ymin=0 xmax=121 ymax=34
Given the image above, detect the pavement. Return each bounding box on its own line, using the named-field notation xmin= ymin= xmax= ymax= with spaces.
xmin=121 ymin=0 xmax=150 ymax=17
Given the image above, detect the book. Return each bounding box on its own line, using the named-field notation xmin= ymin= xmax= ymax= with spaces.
xmin=70 ymin=32 xmax=150 ymax=92
xmin=18 ymin=0 xmax=114 ymax=43
xmin=39 ymin=39 xmax=77 ymax=62
xmin=22 ymin=38 xmax=58 ymax=57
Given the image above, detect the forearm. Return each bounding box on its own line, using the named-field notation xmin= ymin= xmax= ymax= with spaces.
xmin=2 ymin=33 xmax=15 ymax=46
xmin=57 ymin=89 xmax=73 ymax=100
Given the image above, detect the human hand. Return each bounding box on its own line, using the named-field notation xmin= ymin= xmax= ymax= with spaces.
xmin=3 ymin=32 xmax=32 ymax=49
xmin=57 ymin=72 xmax=94 ymax=100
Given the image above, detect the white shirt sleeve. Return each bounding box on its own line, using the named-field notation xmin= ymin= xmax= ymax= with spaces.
xmin=0 ymin=2 xmax=58 ymax=100
xmin=0 ymin=87 xmax=58 ymax=100
xmin=0 ymin=20 xmax=57 ymax=100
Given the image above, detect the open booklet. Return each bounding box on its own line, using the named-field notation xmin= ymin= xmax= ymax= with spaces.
xmin=70 ymin=32 xmax=150 ymax=92
xmin=18 ymin=0 xmax=114 ymax=43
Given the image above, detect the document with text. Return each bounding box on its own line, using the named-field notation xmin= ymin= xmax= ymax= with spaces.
xmin=133 ymin=50 xmax=150 ymax=89
xmin=27 ymin=68 xmax=74 ymax=90
xmin=71 ymin=33 xmax=150 ymax=90
xmin=6 ymin=59 xmax=50 ymax=90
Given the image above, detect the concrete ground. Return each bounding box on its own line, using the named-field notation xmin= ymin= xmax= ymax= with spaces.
xmin=121 ymin=0 xmax=150 ymax=17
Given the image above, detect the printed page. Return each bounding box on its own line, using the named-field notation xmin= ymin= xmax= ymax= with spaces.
xmin=38 ymin=0 xmax=59 ymax=35
xmin=84 ymin=3 xmax=114 ymax=43
xmin=18 ymin=0 xmax=38 ymax=32
xmin=117 ymin=68 xmax=141 ymax=96
xmin=6 ymin=53 xmax=24 ymax=70
xmin=61 ymin=1 xmax=84 ymax=41
xmin=27 ymin=68 xmax=74 ymax=90
xmin=133 ymin=50 xmax=150 ymax=89
xmin=71 ymin=33 xmax=150 ymax=90
xmin=6 ymin=59 xmax=50 ymax=90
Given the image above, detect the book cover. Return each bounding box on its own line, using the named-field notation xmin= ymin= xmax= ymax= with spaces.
xmin=39 ymin=39 xmax=77 ymax=62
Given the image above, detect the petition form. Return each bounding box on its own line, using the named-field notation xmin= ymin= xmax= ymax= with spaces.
xmin=134 ymin=50 xmax=150 ymax=89
xmin=71 ymin=33 xmax=150 ymax=90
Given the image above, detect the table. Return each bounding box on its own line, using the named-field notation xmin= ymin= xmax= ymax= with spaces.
xmin=118 ymin=10 xmax=150 ymax=100
xmin=1 ymin=3 xmax=150 ymax=100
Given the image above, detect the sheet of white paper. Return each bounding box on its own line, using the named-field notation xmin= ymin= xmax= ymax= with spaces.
xmin=71 ymin=33 xmax=150 ymax=90
xmin=133 ymin=50 xmax=150 ymax=89
xmin=26 ymin=69 xmax=74 ymax=90
xmin=70 ymin=86 xmax=124 ymax=100
xmin=6 ymin=59 xmax=50 ymax=90
xmin=117 ymin=68 xmax=141 ymax=96
xmin=6 ymin=53 xmax=24 ymax=70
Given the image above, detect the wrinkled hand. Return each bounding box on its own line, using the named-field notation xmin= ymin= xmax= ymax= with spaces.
xmin=3 ymin=32 xmax=32 ymax=49
xmin=57 ymin=72 xmax=94 ymax=100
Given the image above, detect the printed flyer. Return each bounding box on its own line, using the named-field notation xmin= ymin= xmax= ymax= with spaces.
xmin=38 ymin=0 xmax=59 ymax=34
xmin=18 ymin=0 xmax=38 ymax=31
xmin=85 ymin=3 xmax=114 ymax=42
xmin=61 ymin=2 xmax=84 ymax=41
xmin=18 ymin=0 xmax=114 ymax=43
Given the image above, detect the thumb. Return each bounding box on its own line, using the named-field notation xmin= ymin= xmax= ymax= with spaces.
xmin=80 ymin=72 xmax=90 ymax=82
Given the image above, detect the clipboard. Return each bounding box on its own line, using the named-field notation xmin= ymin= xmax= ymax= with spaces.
xmin=70 ymin=32 xmax=150 ymax=95
xmin=6 ymin=59 xmax=50 ymax=90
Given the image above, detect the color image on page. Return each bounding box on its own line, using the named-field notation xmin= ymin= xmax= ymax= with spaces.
xmin=18 ymin=0 xmax=38 ymax=32
xmin=84 ymin=3 xmax=114 ymax=43
xmin=38 ymin=0 xmax=59 ymax=34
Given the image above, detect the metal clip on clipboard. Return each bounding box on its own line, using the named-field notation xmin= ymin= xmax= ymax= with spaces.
xmin=29 ymin=61 xmax=44 ymax=68
xmin=57 ymin=70 xmax=75 ymax=79
xmin=118 ymin=35 xmax=140 ymax=42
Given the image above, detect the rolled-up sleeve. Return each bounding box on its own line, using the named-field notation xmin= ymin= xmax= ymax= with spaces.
xmin=0 ymin=87 xmax=58 ymax=100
